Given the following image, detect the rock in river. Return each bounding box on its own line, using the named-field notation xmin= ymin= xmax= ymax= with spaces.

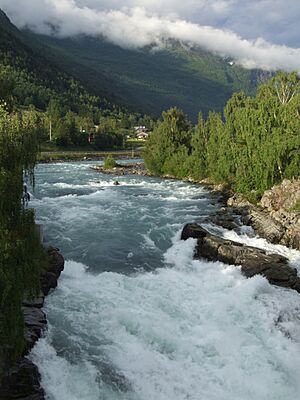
xmin=181 ymin=223 xmax=300 ymax=293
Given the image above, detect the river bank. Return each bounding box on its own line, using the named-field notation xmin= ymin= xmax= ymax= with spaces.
xmin=0 ymin=247 xmax=64 ymax=400
xmin=38 ymin=150 xmax=143 ymax=164
xmin=21 ymin=161 xmax=300 ymax=400
xmin=182 ymin=223 xmax=300 ymax=293
xmin=91 ymin=160 xmax=300 ymax=289
xmin=93 ymin=162 xmax=300 ymax=252
xmin=213 ymin=180 xmax=300 ymax=252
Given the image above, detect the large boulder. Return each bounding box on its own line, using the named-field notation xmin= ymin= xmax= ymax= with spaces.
xmin=40 ymin=247 xmax=65 ymax=296
xmin=260 ymin=179 xmax=300 ymax=212
xmin=22 ymin=307 xmax=47 ymax=355
xmin=0 ymin=247 xmax=65 ymax=399
xmin=0 ymin=359 xmax=45 ymax=400
xmin=227 ymin=180 xmax=300 ymax=251
xmin=47 ymin=246 xmax=65 ymax=279
xmin=40 ymin=271 xmax=57 ymax=296
xmin=243 ymin=210 xmax=285 ymax=244
xmin=181 ymin=223 xmax=300 ymax=292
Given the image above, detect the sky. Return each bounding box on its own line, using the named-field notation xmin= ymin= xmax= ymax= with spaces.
xmin=0 ymin=0 xmax=300 ymax=72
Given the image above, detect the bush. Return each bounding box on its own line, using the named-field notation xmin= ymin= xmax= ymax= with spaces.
xmin=103 ymin=155 xmax=117 ymax=169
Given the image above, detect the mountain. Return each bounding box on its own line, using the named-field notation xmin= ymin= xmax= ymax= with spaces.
xmin=0 ymin=8 xmax=263 ymax=121
xmin=24 ymin=32 xmax=262 ymax=120
xmin=0 ymin=9 xmax=120 ymax=113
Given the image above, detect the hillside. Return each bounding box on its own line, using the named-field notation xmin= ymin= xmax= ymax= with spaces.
xmin=0 ymin=9 xmax=119 ymax=113
xmin=0 ymin=7 xmax=266 ymax=121
xmin=25 ymin=32 xmax=263 ymax=120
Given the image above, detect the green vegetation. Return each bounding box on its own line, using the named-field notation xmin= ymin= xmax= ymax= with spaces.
xmin=0 ymin=103 xmax=46 ymax=378
xmin=144 ymin=72 xmax=300 ymax=198
xmin=38 ymin=150 xmax=142 ymax=163
xmin=0 ymin=8 xmax=298 ymax=379
xmin=103 ymin=155 xmax=117 ymax=170
xmin=290 ymin=201 xmax=300 ymax=213
xmin=26 ymin=33 xmax=262 ymax=121
xmin=0 ymin=9 xmax=155 ymax=151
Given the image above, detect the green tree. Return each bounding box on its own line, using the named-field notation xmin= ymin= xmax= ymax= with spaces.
xmin=0 ymin=68 xmax=15 ymax=111
xmin=188 ymin=113 xmax=208 ymax=180
xmin=0 ymin=104 xmax=46 ymax=377
xmin=144 ymin=107 xmax=191 ymax=176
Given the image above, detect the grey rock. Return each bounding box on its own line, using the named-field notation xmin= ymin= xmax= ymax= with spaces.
xmin=247 ymin=210 xmax=284 ymax=244
xmin=0 ymin=248 xmax=65 ymax=399
xmin=181 ymin=223 xmax=300 ymax=293
xmin=0 ymin=359 xmax=45 ymax=400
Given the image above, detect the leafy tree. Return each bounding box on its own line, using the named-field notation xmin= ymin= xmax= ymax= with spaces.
xmin=144 ymin=72 xmax=299 ymax=197
xmin=188 ymin=113 xmax=208 ymax=180
xmin=0 ymin=68 xmax=15 ymax=111
xmin=144 ymin=107 xmax=191 ymax=176
xmin=0 ymin=104 xmax=46 ymax=377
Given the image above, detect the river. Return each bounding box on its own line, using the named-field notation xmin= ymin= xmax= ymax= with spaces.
xmin=29 ymin=161 xmax=300 ymax=400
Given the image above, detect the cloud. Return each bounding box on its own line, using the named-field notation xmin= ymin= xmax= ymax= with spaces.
xmin=1 ymin=0 xmax=300 ymax=73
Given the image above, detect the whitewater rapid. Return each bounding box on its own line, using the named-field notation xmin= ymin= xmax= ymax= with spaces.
xmin=29 ymin=162 xmax=300 ymax=400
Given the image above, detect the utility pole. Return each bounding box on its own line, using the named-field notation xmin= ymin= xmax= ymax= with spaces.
xmin=49 ymin=118 xmax=52 ymax=142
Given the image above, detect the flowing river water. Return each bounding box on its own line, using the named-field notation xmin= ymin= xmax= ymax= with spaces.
xmin=29 ymin=161 xmax=300 ymax=400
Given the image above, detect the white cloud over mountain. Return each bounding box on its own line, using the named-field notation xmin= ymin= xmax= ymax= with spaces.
xmin=1 ymin=0 xmax=300 ymax=72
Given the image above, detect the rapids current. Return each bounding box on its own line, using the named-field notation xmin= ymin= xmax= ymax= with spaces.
xmin=29 ymin=161 xmax=300 ymax=400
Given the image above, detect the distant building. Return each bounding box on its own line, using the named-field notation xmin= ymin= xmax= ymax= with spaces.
xmin=88 ymin=133 xmax=95 ymax=143
xmin=137 ymin=131 xmax=149 ymax=140
xmin=88 ymin=125 xmax=100 ymax=143
xmin=134 ymin=126 xmax=150 ymax=140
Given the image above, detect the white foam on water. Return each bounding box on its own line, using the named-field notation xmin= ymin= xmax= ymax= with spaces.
xmin=31 ymin=237 xmax=300 ymax=400
xmin=31 ymin=163 xmax=300 ymax=400
xmin=204 ymin=223 xmax=300 ymax=271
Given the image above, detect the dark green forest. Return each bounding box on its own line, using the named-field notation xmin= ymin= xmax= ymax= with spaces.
xmin=144 ymin=72 xmax=300 ymax=198
xmin=26 ymin=33 xmax=263 ymax=121
xmin=0 ymin=9 xmax=155 ymax=149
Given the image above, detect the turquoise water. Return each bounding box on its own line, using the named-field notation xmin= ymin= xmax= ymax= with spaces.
xmin=30 ymin=161 xmax=300 ymax=400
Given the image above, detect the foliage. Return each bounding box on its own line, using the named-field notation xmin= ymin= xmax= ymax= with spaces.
xmin=27 ymin=33 xmax=261 ymax=121
xmin=144 ymin=107 xmax=192 ymax=176
xmin=290 ymin=200 xmax=300 ymax=213
xmin=144 ymin=72 xmax=300 ymax=197
xmin=0 ymin=11 xmax=156 ymax=150
xmin=0 ymin=104 xmax=46 ymax=377
xmin=103 ymin=155 xmax=117 ymax=169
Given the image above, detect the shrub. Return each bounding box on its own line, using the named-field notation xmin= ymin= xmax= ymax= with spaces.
xmin=103 ymin=155 xmax=117 ymax=169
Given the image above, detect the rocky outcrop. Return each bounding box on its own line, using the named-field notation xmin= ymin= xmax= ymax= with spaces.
xmin=0 ymin=247 xmax=64 ymax=400
xmin=227 ymin=180 xmax=300 ymax=250
xmin=41 ymin=246 xmax=65 ymax=295
xmin=181 ymin=223 xmax=300 ymax=292
xmin=0 ymin=359 xmax=45 ymax=400
xmin=260 ymin=179 xmax=300 ymax=211
xmin=242 ymin=210 xmax=285 ymax=244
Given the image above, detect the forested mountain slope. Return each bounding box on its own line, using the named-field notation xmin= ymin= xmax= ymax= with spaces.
xmin=26 ymin=32 xmax=264 ymax=120
xmin=0 ymin=9 xmax=119 ymax=113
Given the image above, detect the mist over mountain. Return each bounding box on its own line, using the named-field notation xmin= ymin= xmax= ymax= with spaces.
xmin=1 ymin=0 xmax=300 ymax=73
xmin=0 ymin=6 xmax=269 ymax=119
xmin=25 ymin=30 xmax=265 ymax=119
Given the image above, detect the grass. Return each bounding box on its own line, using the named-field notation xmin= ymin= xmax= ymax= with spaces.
xmin=290 ymin=200 xmax=300 ymax=213
xmin=103 ymin=155 xmax=117 ymax=169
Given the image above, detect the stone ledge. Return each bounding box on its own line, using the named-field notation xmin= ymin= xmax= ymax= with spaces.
xmin=181 ymin=223 xmax=300 ymax=293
